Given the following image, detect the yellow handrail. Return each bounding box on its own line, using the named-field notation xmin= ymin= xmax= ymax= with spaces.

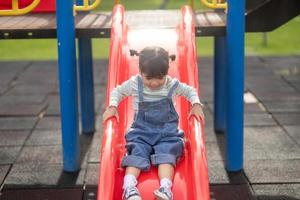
xmin=0 ymin=0 xmax=40 ymax=16
xmin=201 ymin=0 xmax=227 ymax=9
xmin=74 ymin=0 xmax=102 ymax=11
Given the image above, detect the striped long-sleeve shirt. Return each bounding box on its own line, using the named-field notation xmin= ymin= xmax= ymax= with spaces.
xmin=109 ymin=75 xmax=201 ymax=111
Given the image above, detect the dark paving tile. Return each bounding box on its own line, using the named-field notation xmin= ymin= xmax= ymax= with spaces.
xmin=252 ymin=184 xmax=300 ymax=200
xmin=0 ymin=117 xmax=37 ymax=130
xmin=199 ymin=88 xmax=213 ymax=102
xmin=93 ymin=63 xmax=108 ymax=86
xmin=245 ymin=127 xmax=300 ymax=160
xmin=291 ymin=81 xmax=300 ymax=91
xmin=95 ymin=115 xmax=103 ymax=132
xmin=206 ymin=141 xmax=225 ymax=162
xmin=16 ymin=145 xmax=62 ymax=164
xmin=262 ymin=56 xmax=300 ymax=69
xmin=210 ymin=184 xmax=254 ymax=200
xmin=44 ymin=95 xmax=60 ymax=116
xmin=263 ymin=102 xmax=300 ymax=113
xmin=0 ymin=75 xmax=14 ymax=86
xmin=272 ymin=113 xmax=300 ymax=125
xmin=245 ymin=103 xmax=266 ymax=113
xmin=208 ymin=102 xmax=266 ymax=113
xmin=0 ymin=130 xmax=30 ymax=146
xmin=0 ymin=84 xmax=8 ymax=95
xmin=284 ymin=76 xmax=300 ymax=91
xmin=83 ymin=186 xmax=97 ymax=200
xmin=0 ymin=62 xmax=29 ymax=85
xmin=45 ymin=92 xmax=104 ymax=117
xmin=84 ymin=164 xmax=99 ymax=186
xmin=0 ymin=61 xmax=29 ymax=73
xmin=17 ymin=71 xmax=57 ymax=86
xmin=284 ymin=126 xmax=300 ymax=146
xmin=284 ymin=75 xmax=300 ymax=82
xmin=0 ymin=146 xmax=22 ymax=164
xmin=4 ymin=163 xmax=85 ymax=187
xmin=246 ymin=76 xmax=291 ymax=88
xmin=0 ymin=95 xmax=47 ymax=105
xmin=255 ymin=91 xmax=300 ymax=102
xmin=202 ymin=110 xmax=213 ymax=127
xmin=208 ymin=161 xmax=247 ymax=184
xmin=35 ymin=116 xmax=61 ymax=130
xmin=6 ymin=84 xmax=56 ymax=95
xmin=1 ymin=188 xmax=83 ymax=200
xmin=88 ymin=132 xmax=102 ymax=163
xmin=0 ymin=103 xmax=47 ymax=116
xmin=204 ymin=125 xmax=217 ymax=143
xmin=245 ymin=113 xmax=277 ymax=126
xmin=244 ymin=159 xmax=300 ymax=183
xmin=0 ymin=165 xmax=10 ymax=185
xmin=25 ymin=130 xmax=61 ymax=146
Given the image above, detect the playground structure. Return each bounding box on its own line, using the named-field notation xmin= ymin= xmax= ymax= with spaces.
xmin=0 ymin=0 xmax=299 ymax=199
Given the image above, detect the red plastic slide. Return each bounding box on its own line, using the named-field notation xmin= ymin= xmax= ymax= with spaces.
xmin=98 ymin=4 xmax=210 ymax=200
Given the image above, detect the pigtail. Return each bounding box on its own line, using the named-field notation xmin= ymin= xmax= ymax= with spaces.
xmin=130 ymin=49 xmax=139 ymax=56
xmin=169 ymin=54 xmax=176 ymax=61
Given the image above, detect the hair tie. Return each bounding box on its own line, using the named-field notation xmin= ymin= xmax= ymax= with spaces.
xmin=169 ymin=54 xmax=176 ymax=61
xmin=130 ymin=49 xmax=140 ymax=56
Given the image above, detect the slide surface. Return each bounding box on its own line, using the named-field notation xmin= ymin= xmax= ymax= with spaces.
xmin=98 ymin=5 xmax=210 ymax=200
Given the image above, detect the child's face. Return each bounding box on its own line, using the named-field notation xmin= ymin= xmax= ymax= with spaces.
xmin=141 ymin=73 xmax=166 ymax=90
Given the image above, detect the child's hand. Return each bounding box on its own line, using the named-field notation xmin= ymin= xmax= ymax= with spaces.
xmin=188 ymin=103 xmax=205 ymax=122
xmin=102 ymin=106 xmax=119 ymax=123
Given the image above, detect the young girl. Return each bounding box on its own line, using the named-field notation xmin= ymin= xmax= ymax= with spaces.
xmin=103 ymin=46 xmax=204 ymax=200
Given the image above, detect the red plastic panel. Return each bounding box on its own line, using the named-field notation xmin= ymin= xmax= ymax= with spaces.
xmin=0 ymin=0 xmax=56 ymax=12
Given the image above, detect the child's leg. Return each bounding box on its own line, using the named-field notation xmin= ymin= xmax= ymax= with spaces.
xmin=153 ymin=164 xmax=174 ymax=200
xmin=123 ymin=167 xmax=142 ymax=200
xmin=158 ymin=164 xmax=174 ymax=188
xmin=123 ymin=166 xmax=141 ymax=189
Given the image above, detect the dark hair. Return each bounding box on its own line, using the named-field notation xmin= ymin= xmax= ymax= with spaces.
xmin=133 ymin=46 xmax=175 ymax=79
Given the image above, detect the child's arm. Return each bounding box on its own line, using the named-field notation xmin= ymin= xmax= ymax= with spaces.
xmin=102 ymin=77 xmax=134 ymax=123
xmin=174 ymin=81 xmax=205 ymax=122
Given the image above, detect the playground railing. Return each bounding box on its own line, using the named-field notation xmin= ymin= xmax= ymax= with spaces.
xmin=0 ymin=0 xmax=102 ymax=16
xmin=74 ymin=0 xmax=102 ymax=11
xmin=189 ymin=0 xmax=227 ymax=9
xmin=0 ymin=0 xmax=40 ymax=16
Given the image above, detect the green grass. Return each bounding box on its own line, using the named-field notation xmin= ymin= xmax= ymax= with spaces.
xmin=245 ymin=16 xmax=300 ymax=55
xmin=0 ymin=0 xmax=299 ymax=61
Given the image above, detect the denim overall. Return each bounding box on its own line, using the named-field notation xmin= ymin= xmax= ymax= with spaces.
xmin=121 ymin=76 xmax=184 ymax=171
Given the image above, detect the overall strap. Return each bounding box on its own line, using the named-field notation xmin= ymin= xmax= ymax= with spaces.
xmin=137 ymin=75 xmax=144 ymax=102
xmin=167 ymin=80 xmax=179 ymax=98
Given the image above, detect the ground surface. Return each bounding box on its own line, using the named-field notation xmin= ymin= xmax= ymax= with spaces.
xmin=0 ymin=56 xmax=299 ymax=200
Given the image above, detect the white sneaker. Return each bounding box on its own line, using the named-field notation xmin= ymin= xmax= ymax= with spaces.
xmin=123 ymin=186 xmax=142 ymax=200
xmin=154 ymin=186 xmax=173 ymax=200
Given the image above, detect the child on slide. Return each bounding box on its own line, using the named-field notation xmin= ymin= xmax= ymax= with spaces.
xmin=103 ymin=46 xmax=204 ymax=200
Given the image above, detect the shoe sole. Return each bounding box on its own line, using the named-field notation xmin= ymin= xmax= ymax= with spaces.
xmin=153 ymin=190 xmax=169 ymax=200
xmin=127 ymin=196 xmax=142 ymax=200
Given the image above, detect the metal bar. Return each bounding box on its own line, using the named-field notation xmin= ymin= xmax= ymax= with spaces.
xmin=56 ymin=0 xmax=80 ymax=172
xmin=77 ymin=0 xmax=95 ymax=134
xmin=189 ymin=0 xmax=195 ymax=9
xmin=225 ymin=0 xmax=245 ymax=171
xmin=12 ymin=0 xmax=18 ymax=10
xmin=214 ymin=36 xmax=226 ymax=133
